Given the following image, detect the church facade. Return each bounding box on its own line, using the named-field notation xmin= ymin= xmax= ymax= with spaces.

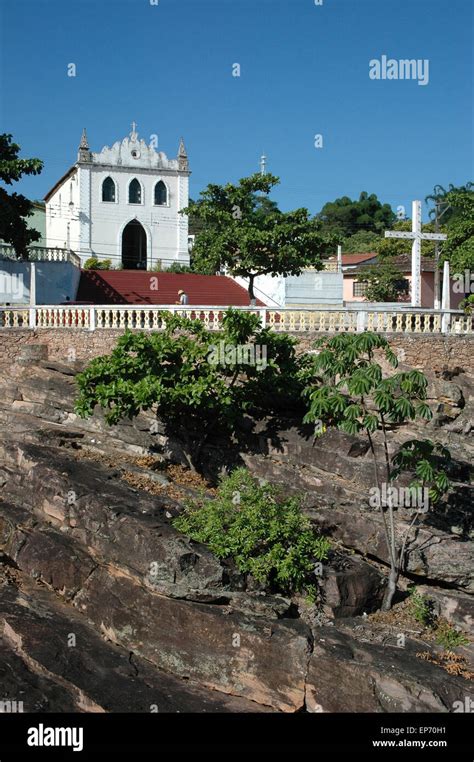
xmin=44 ymin=124 xmax=191 ymax=270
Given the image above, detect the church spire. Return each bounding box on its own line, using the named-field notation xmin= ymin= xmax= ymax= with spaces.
xmin=178 ymin=137 xmax=189 ymax=171
xmin=77 ymin=128 xmax=92 ymax=163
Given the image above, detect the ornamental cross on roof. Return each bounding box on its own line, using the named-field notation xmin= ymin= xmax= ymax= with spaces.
xmin=130 ymin=121 xmax=138 ymax=142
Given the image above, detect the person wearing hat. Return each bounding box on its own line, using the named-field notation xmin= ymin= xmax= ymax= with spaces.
xmin=176 ymin=289 xmax=188 ymax=305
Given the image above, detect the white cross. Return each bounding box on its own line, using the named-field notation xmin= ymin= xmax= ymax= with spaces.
xmin=384 ymin=200 xmax=447 ymax=307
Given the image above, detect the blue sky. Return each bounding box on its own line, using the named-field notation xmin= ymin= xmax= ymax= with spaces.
xmin=0 ymin=0 xmax=472 ymax=220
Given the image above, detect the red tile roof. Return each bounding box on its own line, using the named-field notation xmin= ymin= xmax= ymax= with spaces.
xmin=77 ymin=270 xmax=263 ymax=306
xmin=341 ymin=253 xmax=378 ymax=265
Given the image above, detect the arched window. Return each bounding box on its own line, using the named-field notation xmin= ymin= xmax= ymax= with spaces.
xmin=154 ymin=180 xmax=167 ymax=206
xmin=129 ymin=178 xmax=142 ymax=204
xmin=102 ymin=177 xmax=116 ymax=202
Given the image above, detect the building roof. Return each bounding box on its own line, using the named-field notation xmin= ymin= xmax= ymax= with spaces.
xmin=44 ymin=166 xmax=77 ymax=202
xmin=341 ymin=253 xmax=378 ymax=266
xmin=77 ymin=271 xmax=264 ymax=306
xmin=353 ymin=255 xmax=436 ymax=274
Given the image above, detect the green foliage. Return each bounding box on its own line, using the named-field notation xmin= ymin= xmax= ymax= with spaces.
xmin=342 ymin=230 xmax=381 ymax=253
xmin=151 ymin=261 xmax=162 ymax=272
xmin=392 ymin=440 xmax=451 ymax=503
xmin=173 ymin=468 xmax=330 ymax=599
xmin=460 ymin=294 xmax=474 ymax=314
xmin=75 ymin=309 xmax=308 ymax=470
xmin=357 ymin=262 xmax=408 ymax=302
xmin=408 ymin=588 xmax=469 ymax=648
xmin=435 ymin=620 xmax=469 ymax=649
xmin=408 ymin=587 xmax=436 ymax=627
xmin=83 ymin=257 xmax=112 ymax=270
xmin=166 ymin=262 xmax=193 ymax=273
xmin=440 ymin=189 xmax=474 ymax=272
xmin=0 ymin=134 xmax=44 ymax=259
xmin=182 ymin=173 xmax=336 ymax=300
xmin=304 ymin=332 xmax=420 ymax=431
xmin=302 ymin=333 xmax=451 ymax=610
xmin=317 ymin=191 xmax=395 ymax=239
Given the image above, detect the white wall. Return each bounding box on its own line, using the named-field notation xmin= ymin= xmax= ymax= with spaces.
xmin=230 ymin=270 xmax=343 ymax=307
xmin=46 ymin=132 xmax=190 ymax=270
xmin=0 ymin=261 xmax=80 ymax=304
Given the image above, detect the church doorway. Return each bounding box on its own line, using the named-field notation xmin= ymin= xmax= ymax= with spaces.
xmin=121 ymin=220 xmax=147 ymax=270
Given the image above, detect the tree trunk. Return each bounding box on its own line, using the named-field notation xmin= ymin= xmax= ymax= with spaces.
xmin=381 ymin=565 xmax=398 ymax=611
xmin=248 ymin=275 xmax=256 ymax=305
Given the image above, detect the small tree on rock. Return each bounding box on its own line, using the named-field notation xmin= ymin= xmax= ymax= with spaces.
xmin=303 ymin=332 xmax=451 ymax=610
xmin=75 ymin=310 xmax=309 ymax=472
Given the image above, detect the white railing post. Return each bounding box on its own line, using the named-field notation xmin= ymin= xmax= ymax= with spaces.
xmin=28 ymin=307 xmax=36 ymax=329
xmin=260 ymin=308 xmax=267 ymax=328
xmin=89 ymin=306 xmax=96 ymax=331
xmin=441 ymin=310 xmax=451 ymax=334
xmin=356 ymin=311 xmax=367 ymax=332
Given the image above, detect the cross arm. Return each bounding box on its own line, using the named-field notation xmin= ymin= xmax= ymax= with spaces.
xmin=384 ymin=232 xmax=415 ymax=239
xmin=419 ymin=233 xmax=447 ymax=241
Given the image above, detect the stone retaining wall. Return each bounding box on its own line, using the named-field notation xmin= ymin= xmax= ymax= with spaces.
xmin=0 ymin=329 xmax=473 ymax=373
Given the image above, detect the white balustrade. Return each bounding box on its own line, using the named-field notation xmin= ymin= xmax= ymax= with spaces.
xmin=0 ymin=306 xmax=472 ymax=335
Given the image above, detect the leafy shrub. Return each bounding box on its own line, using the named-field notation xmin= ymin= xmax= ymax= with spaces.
xmin=435 ymin=620 xmax=469 ymax=649
xmin=75 ymin=309 xmax=310 ymax=471
xmin=460 ymin=294 xmax=474 ymax=314
xmin=173 ymin=468 xmax=330 ymax=600
xmin=83 ymin=257 xmax=112 ymax=270
xmin=408 ymin=587 xmax=436 ymax=627
xmin=166 ymin=262 xmax=193 ymax=273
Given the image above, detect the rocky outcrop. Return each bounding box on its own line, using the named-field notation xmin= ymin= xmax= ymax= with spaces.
xmin=0 ymin=358 xmax=472 ymax=713
xmin=305 ymin=619 xmax=473 ymax=713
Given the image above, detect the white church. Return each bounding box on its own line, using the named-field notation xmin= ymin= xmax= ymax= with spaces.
xmin=44 ymin=124 xmax=191 ymax=270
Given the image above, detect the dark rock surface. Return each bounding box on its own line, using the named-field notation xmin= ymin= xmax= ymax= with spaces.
xmin=306 ymin=619 xmax=473 ymax=713
xmin=0 ymin=573 xmax=272 ymax=713
xmin=0 ymin=358 xmax=472 ymax=712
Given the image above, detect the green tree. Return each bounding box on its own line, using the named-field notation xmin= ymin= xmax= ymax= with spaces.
xmin=342 ymin=230 xmax=381 ymax=253
xmin=357 ymin=262 xmax=408 ymax=302
xmin=439 ymin=189 xmax=474 ymax=273
xmin=174 ymin=468 xmax=330 ymax=600
xmin=0 ymin=134 xmax=43 ymax=259
xmin=182 ymin=173 xmax=335 ymax=302
xmin=302 ymin=333 xmax=451 ymax=610
xmin=317 ymin=191 xmax=395 ymax=239
xmin=75 ymin=309 xmax=309 ymax=472
xmin=425 ymin=182 xmax=473 ymax=229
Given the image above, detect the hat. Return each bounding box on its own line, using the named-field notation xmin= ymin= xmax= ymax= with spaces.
xmin=178 ymin=289 xmax=184 ymax=295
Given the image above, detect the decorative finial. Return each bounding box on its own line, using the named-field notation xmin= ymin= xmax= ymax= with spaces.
xmin=79 ymin=128 xmax=89 ymax=150
xmin=130 ymin=121 xmax=138 ymax=142
xmin=178 ymin=137 xmax=189 ymax=170
xmin=260 ymin=152 xmax=267 ymax=175
xmin=77 ymin=128 xmax=92 ymax=163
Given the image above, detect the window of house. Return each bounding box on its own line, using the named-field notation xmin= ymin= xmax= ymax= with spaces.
xmin=129 ymin=178 xmax=142 ymax=204
xmin=353 ymin=281 xmax=368 ymax=297
xmin=154 ymin=181 xmax=167 ymax=206
xmin=102 ymin=177 xmax=116 ymax=203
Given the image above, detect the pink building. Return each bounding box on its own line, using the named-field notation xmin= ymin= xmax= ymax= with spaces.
xmin=339 ymin=253 xmax=464 ymax=309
